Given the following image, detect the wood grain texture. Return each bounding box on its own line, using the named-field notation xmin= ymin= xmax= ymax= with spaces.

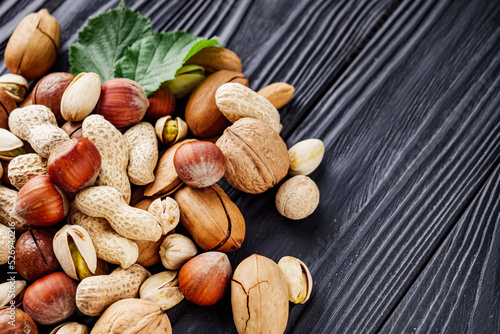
xmin=1 ymin=0 xmax=500 ymax=333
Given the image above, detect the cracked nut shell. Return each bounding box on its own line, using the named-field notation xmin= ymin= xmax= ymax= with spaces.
xmin=231 ymin=254 xmax=289 ymax=334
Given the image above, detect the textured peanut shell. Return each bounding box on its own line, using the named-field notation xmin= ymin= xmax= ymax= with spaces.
xmin=231 ymin=254 xmax=289 ymax=334
xmin=8 ymin=105 xmax=69 ymax=158
xmin=185 ymin=70 xmax=248 ymax=137
xmin=124 ymin=122 xmax=158 ymax=186
xmin=185 ymin=47 xmax=242 ymax=73
xmin=70 ymin=209 xmax=138 ymax=269
xmin=276 ymin=176 xmax=320 ymax=220
xmin=144 ymin=139 xmax=195 ymax=197
xmin=216 ymin=83 xmax=281 ymax=133
xmin=0 ymin=224 xmax=10 ymax=264
xmin=76 ymin=264 xmax=150 ymax=316
xmin=257 ymin=82 xmax=295 ymax=109
xmin=82 ymin=115 xmax=131 ymax=203
xmin=216 ymin=118 xmax=290 ymax=194
xmin=0 ymin=185 xmax=28 ymax=231
xmin=91 ymin=298 xmax=172 ymax=334
xmin=8 ymin=153 xmax=48 ymax=189
xmin=173 ymin=184 xmax=245 ymax=252
xmin=74 ymin=186 xmax=162 ymax=242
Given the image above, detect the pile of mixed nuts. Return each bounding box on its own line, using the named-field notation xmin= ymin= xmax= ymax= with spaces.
xmin=0 ymin=6 xmax=324 ymax=334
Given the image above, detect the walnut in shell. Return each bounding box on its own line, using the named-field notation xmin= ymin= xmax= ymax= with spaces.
xmin=216 ymin=118 xmax=290 ymax=194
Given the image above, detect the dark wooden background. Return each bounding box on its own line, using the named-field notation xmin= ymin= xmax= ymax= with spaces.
xmin=1 ymin=0 xmax=499 ymax=333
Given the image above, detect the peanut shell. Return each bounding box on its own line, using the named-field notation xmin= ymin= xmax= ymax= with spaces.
xmin=124 ymin=122 xmax=158 ymax=186
xmin=8 ymin=153 xmax=48 ymax=190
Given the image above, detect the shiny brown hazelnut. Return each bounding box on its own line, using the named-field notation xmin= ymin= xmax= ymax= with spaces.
xmin=32 ymin=72 xmax=75 ymax=124
xmin=13 ymin=175 xmax=69 ymax=227
xmin=145 ymin=86 xmax=176 ymax=122
xmin=15 ymin=229 xmax=61 ymax=282
xmin=0 ymin=306 xmax=38 ymax=334
xmin=178 ymin=252 xmax=232 ymax=306
xmin=173 ymin=140 xmax=226 ymax=188
xmin=23 ymin=272 xmax=78 ymax=326
xmin=97 ymin=78 xmax=149 ymax=128
xmin=48 ymin=137 xmax=101 ymax=192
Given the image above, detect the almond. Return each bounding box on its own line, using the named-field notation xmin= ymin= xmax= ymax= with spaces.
xmin=257 ymin=82 xmax=295 ymax=109
xmin=185 ymin=47 xmax=242 ymax=73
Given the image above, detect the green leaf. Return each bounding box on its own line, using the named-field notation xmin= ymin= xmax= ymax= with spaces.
xmin=69 ymin=1 xmax=153 ymax=83
xmin=114 ymin=31 xmax=220 ymax=96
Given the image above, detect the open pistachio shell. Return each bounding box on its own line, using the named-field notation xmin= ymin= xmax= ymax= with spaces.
xmin=288 ymin=139 xmax=324 ymax=176
xmin=278 ymin=256 xmax=313 ymax=304
xmin=140 ymin=271 xmax=184 ymax=310
xmin=50 ymin=322 xmax=88 ymax=334
xmin=53 ymin=225 xmax=97 ymax=280
xmin=0 ymin=128 xmax=24 ymax=161
xmin=0 ymin=74 xmax=28 ymax=102
xmin=0 ymin=280 xmax=26 ymax=307
xmin=155 ymin=116 xmax=188 ymax=145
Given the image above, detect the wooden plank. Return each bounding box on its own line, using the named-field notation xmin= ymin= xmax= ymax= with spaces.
xmin=380 ymin=159 xmax=500 ymax=334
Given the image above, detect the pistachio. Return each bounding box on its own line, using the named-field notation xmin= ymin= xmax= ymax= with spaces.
xmin=0 ymin=74 xmax=28 ymax=102
xmin=53 ymin=225 xmax=97 ymax=281
xmin=288 ymin=139 xmax=324 ymax=176
xmin=148 ymin=197 xmax=180 ymax=235
xmin=155 ymin=116 xmax=188 ymax=145
xmin=166 ymin=65 xmax=205 ymax=98
xmin=0 ymin=128 xmax=25 ymax=161
xmin=50 ymin=322 xmax=88 ymax=334
xmin=278 ymin=256 xmax=313 ymax=304
xmin=0 ymin=90 xmax=17 ymax=129
xmin=231 ymin=254 xmax=289 ymax=334
xmin=0 ymin=280 xmax=26 ymax=307
xmin=139 ymin=271 xmax=184 ymax=310
xmin=60 ymin=72 xmax=101 ymax=122
xmin=4 ymin=9 xmax=61 ymax=79
xmin=160 ymin=234 xmax=197 ymax=270
xmin=275 ymin=175 xmax=320 ymax=220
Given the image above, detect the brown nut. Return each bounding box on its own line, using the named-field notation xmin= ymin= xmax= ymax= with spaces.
xmin=276 ymin=175 xmax=320 ymax=220
xmin=0 ymin=306 xmax=38 ymax=334
xmin=232 ymin=254 xmax=289 ymax=334
xmin=97 ymin=78 xmax=149 ymax=128
xmin=173 ymin=140 xmax=226 ymax=188
xmin=61 ymin=121 xmax=83 ymax=138
xmin=4 ymin=9 xmax=61 ymax=79
xmin=15 ymin=229 xmax=61 ymax=282
xmin=178 ymin=252 xmax=232 ymax=306
xmin=144 ymin=139 xmax=195 ymax=197
xmin=173 ymin=184 xmax=245 ymax=252
xmin=48 ymin=137 xmax=102 ymax=192
xmin=185 ymin=47 xmax=242 ymax=73
xmin=91 ymin=298 xmax=172 ymax=334
xmin=32 ymin=72 xmax=76 ymax=124
xmin=0 ymin=90 xmax=17 ymax=129
xmin=185 ymin=70 xmax=248 ymax=137
xmin=135 ymin=238 xmax=163 ymax=268
xmin=145 ymin=85 xmax=176 ymax=122
xmin=216 ymin=118 xmax=290 ymax=194
xmin=23 ymin=272 xmax=78 ymax=326
xmin=14 ymin=175 xmax=69 ymax=227
xmin=257 ymin=82 xmax=295 ymax=109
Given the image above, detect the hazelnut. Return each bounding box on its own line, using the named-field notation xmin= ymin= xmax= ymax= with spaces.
xmin=15 ymin=229 xmax=61 ymax=282
xmin=97 ymin=78 xmax=149 ymax=128
xmin=276 ymin=175 xmax=319 ymax=220
xmin=178 ymin=252 xmax=232 ymax=306
xmin=48 ymin=137 xmax=102 ymax=192
xmin=173 ymin=140 xmax=226 ymax=188
xmin=0 ymin=307 xmax=38 ymax=334
xmin=32 ymin=72 xmax=75 ymax=124
xmin=160 ymin=234 xmax=197 ymax=270
xmin=145 ymin=85 xmax=176 ymax=122
xmin=13 ymin=175 xmax=69 ymax=226
xmin=4 ymin=9 xmax=61 ymax=79
xmin=23 ymin=272 xmax=78 ymax=326
xmin=61 ymin=121 xmax=83 ymax=138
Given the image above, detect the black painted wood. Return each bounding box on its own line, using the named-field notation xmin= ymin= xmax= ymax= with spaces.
xmin=1 ymin=0 xmax=499 ymax=333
